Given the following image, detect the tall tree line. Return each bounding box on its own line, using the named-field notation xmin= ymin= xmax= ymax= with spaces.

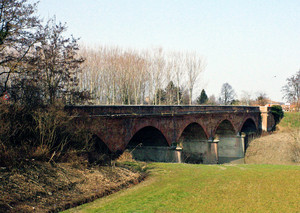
xmin=78 ymin=46 xmax=206 ymax=105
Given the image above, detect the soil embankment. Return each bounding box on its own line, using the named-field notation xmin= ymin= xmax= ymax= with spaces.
xmin=245 ymin=130 xmax=300 ymax=165
xmin=0 ymin=159 xmax=146 ymax=212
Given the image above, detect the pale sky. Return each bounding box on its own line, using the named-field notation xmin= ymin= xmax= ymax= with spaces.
xmin=35 ymin=0 xmax=300 ymax=102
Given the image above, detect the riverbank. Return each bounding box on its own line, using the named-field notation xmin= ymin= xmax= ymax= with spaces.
xmin=0 ymin=158 xmax=147 ymax=212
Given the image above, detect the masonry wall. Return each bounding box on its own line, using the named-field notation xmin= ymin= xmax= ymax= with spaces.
xmin=66 ymin=105 xmax=272 ymax=164
xmin=260 ymin=106 xmax=275 ymax=131
xmin=218 ymin=136 xmax=245 ymax=164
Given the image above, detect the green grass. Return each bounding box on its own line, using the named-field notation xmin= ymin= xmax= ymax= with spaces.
xmin=65 ymin=163 xmax=300 ymax=213
xmin=279 ymin=112 xmax=300 ymax=129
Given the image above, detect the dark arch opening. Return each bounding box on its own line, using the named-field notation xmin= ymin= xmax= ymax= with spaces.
xmin=127 ymin=126 xmax=169 ymax=147
xmin=88 ymin=135 xmax=118 ymax=165
xmin=215 ymin=120 xmax=240 ymax=164
xmin=241 ymin=118 xmax=258 ymax=151
xmin=215 ymin=120 xmax=236 ymax=138
xmin=179 ymin=122 xmax=207 ymax=164
xmin=126 ymin=126 xmax=170 ymax=162
xmin=241 ymin=118 xmax=257 ymax=133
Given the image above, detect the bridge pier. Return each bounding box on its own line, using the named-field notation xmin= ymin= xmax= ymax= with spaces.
xmin=217 ymin=134 xmax=245 ymax=164
xmin=203 ymin=139 xmax=218 ymax=164
xmin=129 ymin=146 xmax=182 ymax=162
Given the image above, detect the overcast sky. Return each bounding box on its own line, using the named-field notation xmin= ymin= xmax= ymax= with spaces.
xmin=35 ymin=0 xmax=300 ymax=102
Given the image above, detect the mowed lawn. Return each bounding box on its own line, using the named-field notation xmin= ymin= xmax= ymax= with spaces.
xmin=66 ymin=163 xmax=300 ymax=213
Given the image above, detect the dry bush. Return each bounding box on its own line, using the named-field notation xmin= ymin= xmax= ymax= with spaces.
xmin=31 ymin=144 xmax=52 ymax=160
xmin=32 ymin=105 xmax=72 ymax=160
xmin=0 ymin=102 xmax=96 ymax=167
xmin=0 ymin=103 xmax=35 ymax=167
xmin=117 ymin=150 xmax=135 ymax=162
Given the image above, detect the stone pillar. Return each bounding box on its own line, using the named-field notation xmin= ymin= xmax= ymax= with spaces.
xmin=203 ymin=138 xmax=219 ymax=164
xmin=217 ymin=134 xmax=245 ymax=164
xmin=236 ymin=133 xmax=245 ymax=158
xmin=260 ymin=106 xmax=275 ymax=132
xmin=175 ymin=146 xmax=182 ymax=163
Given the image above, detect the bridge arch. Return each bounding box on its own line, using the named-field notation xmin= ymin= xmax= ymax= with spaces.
xmin=88 ymin=135 xmax=116 ymax=164
xmin=125 ymin=126 xmax=173 ymax=162
xmin=240 ymin=117 xmax=258 ymax=151
xmin=130 ymin=121 xmax=172 ymax=146
xmin=213 ymin=119 xmax=237 ymax=138
xmin=214 ymin=119 xmax=242 ymax=164
xmin=127 ymin=126 xmax=169 ymax=148
xmin=177 ymin=120 xmax=209 ymax=142
xmin=240 ymin=117 xmax=257 ymax=133
xmin=178 ymin=122 xmax=208 ymax=164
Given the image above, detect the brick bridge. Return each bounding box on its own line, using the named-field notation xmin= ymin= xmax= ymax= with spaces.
xmin=67 ymin=105 xmax=275 ymax=164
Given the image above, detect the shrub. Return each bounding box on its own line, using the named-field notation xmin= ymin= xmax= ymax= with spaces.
xmin=0 ymin=103 xmax=96 ymax=167
xmin=270 ymin=105 xmax=284 ymax=125
xmin=0 ymin=103 xmax=36 ymax=167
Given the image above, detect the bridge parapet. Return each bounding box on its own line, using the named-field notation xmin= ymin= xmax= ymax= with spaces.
xmin=66 ymin=105 xmax=261 ymax=117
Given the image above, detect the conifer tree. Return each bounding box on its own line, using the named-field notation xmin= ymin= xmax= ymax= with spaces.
xmin=196 ymin=89 xmax=208 ymax=104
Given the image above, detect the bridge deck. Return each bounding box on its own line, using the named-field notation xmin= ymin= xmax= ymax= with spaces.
xmin=66 ymin=105 xmax=261 ymax=117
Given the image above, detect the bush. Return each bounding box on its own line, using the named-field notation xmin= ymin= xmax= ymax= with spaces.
xmin=0 ymin=103 xmax=96 ymax=167
xmin=0 ymin=103 xmax=36 ymax=166
xmin=270 ymin=105 xmax=284 ymax=125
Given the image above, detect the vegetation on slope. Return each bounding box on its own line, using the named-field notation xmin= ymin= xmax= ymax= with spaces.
xmin=278 ymin=112 xmax=300 ymax=130
xmin=0 ymin=155 xmax=147 ymax=212
xmin=245 ymin=112 xmax=300 ymax=164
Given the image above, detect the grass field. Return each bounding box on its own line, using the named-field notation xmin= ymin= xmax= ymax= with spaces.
xmin=279 ymin=112 xmax=300 ymax=129
xmin=66 ymin=163 xmax=300 ymax=213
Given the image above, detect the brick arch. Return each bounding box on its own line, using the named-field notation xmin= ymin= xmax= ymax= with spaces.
xmin=92 ymin=134 xmax=109 ymax=149
xmin=176 ymin=121 xmax=209 ymax=143
xmin=239 ymin=116 xmax=258 ymax=133
xmin=93 ymin=132 xmax=117 ymax=152
xmin=127 ymin=121 xmax=171 ymax=147
xmin=212 ymin=118 xmax=237 ymax=137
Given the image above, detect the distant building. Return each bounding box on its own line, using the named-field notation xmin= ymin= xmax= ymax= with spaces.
xmin=281 ymin=103 xmax=298 ymax=112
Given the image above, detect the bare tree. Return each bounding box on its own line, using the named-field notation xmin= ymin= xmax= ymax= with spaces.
xmin=0 ymin=0 xmax=40 ymax=93
xmin=152 ymin=48 xmax=166 ymax=105
xmin=30 ymin=19 xmax=85 ymax=105
xmin=207 ymin=94 xmax=217 ymax=105
xmin=79 ymin=45 xmax=105 ymax=104
xmin=184 ymin=52 xmax=206 ymax=105
xmin=240 ymin=90 xmax=253 ymax=106
xmin=220 ymin=83 xmax=236 ymax=105
xmin=78 ymin=45 xmax=206 ymax=106
xmin=171 ymin=52 xmax=185 ymax=105
xmin=282 ymin=70 xmax=300 ymax=109
xmin=255 ymin=92 xmax=268 ymax=106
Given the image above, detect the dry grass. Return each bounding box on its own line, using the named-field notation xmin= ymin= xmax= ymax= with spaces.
xmin=0 ymin=160 xmax=144 ymax=212
xmin=289 ymin=129 xmax=300 ymax=163
xmin=245 ymin=112 xmax=300 ymax=165
xmin=116 ymin=150 xmax=135 ymax=162
xmin=245 ymin=131 xmax=298 ymax=164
